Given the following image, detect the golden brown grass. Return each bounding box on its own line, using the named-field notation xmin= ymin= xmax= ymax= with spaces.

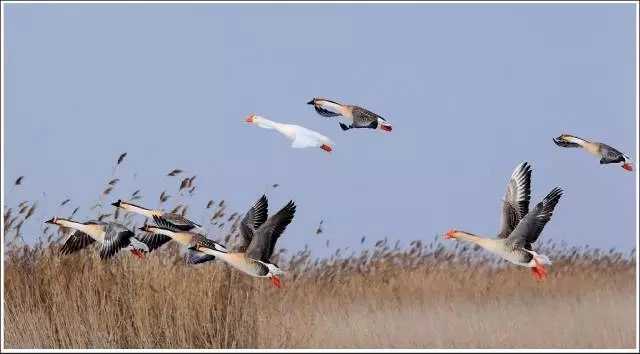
xmin=3 ymin=157 xmax=636 ymax=349
xmin=3 ymin=240 xmax=636 ymax=349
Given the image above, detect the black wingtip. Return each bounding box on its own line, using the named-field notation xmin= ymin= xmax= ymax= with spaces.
xmin=307 ymin=99 xmax=315 ymax=105
xmin=339 ymin=123 xmax=350 ymax=131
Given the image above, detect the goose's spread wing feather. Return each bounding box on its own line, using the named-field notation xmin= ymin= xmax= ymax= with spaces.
xmin=99 ymin=222 xmax=134 ymax=259
xmin=237 ymin=195 xmax=269 ymax=252
xmin=497 ymin=162 xmax=532 ymax=239
xmin=192 ymin=234 xmax=226 ymax=253
xmin=60 ymin=230 xmax=96 ymax=255
xmin=185 ymin=249 xmax=217 ymax=265
xmin=154 ymin=213 xmax=201 ymax=231
xmin=246 ymin=201 xmax=296 ymax=262
xmin=506 ymin=187 xmax=563 ymax=249
xmin=137 ymin=231 xmax=172 ymax=252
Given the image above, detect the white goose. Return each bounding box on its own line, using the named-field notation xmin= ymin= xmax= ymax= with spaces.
xmin=245 ymin=114 xmax=334 ymax=153
xmin=189 ymin=195 xmax=295 ymax=288
xmin=45 ymin=217 xmax=149 ymax=259
xmin=444 ymin=162 xmax=563 ymax=280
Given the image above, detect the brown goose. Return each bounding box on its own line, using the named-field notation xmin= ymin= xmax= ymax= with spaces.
xmin=307 ymin=97 xmax=392 ymax=132
xmin=444 ymin=162 xmax=563 ymax=280
xmin=190 ymin=195 xmax=295 ymax=288
xmin=138 ymin=224 xmax=227 ymax=261
xmin=45 ymin=217 xmax=149 ymax=259
xmin=553 ymin=134 xmax=633 ymax=172
xmin=111 ymin=199 xmax=205 ymax=251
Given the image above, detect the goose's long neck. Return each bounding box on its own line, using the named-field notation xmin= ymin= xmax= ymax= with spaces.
xmin=564 ymin=136 xmax=600 ymax=156
xmin=455 ymin=232 xmax=499 ymax=251
xmin=58 ymin=219 xmax=104 ymax=240
xmin=149 ymin=228 xmax=192 ymax=246
xmin=122 ymin=203 xmax=159 ymax=218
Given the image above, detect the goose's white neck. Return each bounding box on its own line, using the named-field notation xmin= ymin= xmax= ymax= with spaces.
xmin=58 ymin=219 xmax=105 ymax=241
xmin=255 ymin=117 xmax=296 ymax=140
xmin=121 ymin=203 xmax=158 ymax=218
xmin=454 ymin=232 xmax=502 ymax=253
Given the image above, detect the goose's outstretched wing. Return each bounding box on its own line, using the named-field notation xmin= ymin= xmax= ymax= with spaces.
xmin=246 ymin=201 xmax=296 ymax=262
xmin=497 ymin=162 xmax=532 ymax=239
xmin=506 ymin=187 xmax=563 ymax=250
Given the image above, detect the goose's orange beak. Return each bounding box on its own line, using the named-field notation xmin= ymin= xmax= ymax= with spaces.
xmin=245 ymin=114 xmax=255 ymax=123
xmin=622 ymin=163 xmax=633 ymax=172
xmin=444 ymin=229 xmax=456 ymax=239
xmin=271 ymin=276 xmax=282 ymax=288
xmin=320 ymin=144 xmax=332 ymax=153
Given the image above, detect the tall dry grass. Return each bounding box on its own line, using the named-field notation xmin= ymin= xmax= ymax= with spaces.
xmin=3 ymin=238 xmax=636 ymax=349
xmin=3 ymin=156 xmax=636 ymax=349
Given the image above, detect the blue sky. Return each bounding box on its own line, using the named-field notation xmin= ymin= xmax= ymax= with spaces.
xmin=3 ymin=3 xmax=637 ymax=256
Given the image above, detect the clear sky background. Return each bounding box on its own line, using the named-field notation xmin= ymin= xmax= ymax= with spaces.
xmin=4 ymin=3 xmax=637 ymax=257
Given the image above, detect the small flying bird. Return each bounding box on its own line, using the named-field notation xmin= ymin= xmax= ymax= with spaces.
xmin=117 ymin=152 xmax=127 ymax=165
xmin=245 ymin=114 xmax=334 ymax=153
xmin=191 ymin=195 xmax=294 ymax=288
xmin=444 ymin=162 xmax=563 ymax=280
xmin=179 ymin=178 xmax=190 ymax=191
xmin=272 ymin=184 xmax=279 ymax=189
xmin=108 ymin=178 xmax=120 ymax=186
xmin=111 ymin=199 xmax=205 ymax=251
xmin=307 ymin=97 xmax=392 ymax=132
xmin=60 ymin=199 xmax=71 ymax=206
xmin=70 ymin=207 xmax=79 ymax=218
xmin=206 ymin=200 xmax=214 ymax=209
xmin=45 ymin=217 xmax=149 ymax=259
xmin=15 ymin=176 xmax=24 ymax=186
xmin=160 ymin=191 xmax=170 ymax=203
xmin=316 ymin=220 xmax=324 ymax=235
xmin=167 ymin=169 xmax=183 ymax=177
xmin=102 ymin=187 xmax=113 ymax=196
xmin=553 ymin=134 xmax=633 ymax=172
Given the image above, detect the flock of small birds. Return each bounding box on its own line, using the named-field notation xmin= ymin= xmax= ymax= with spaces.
xmin=8 ymin=96 xmax=633 ymax=287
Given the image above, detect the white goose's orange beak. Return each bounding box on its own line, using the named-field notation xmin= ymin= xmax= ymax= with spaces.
xmin=320 ymin=144 xmax=332 ymax=153
xmin=444 ymin=229 xmax=457 ymax=240
xmin=245 ymin=114 xmax=255 ymax=123
xmin=622 ymin=163 xmax=633 ymax=172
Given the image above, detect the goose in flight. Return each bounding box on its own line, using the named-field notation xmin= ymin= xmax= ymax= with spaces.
xmin=444 ymin=162 xmax=563 ymax=280
xmin=138 ymin=224 xmax=227 ymax=264
xmin=111 ymin=199 xmax=205 ymax=252
xmin=553 ymin=134 xmax=633 ymax=172
xmin=45 ymin=217 xmax=149 ymax=259
xmin=189 ymin=195 xmax=295 ymax=288
xmin=307 ymin=97 xmax=393 ymax=132
xmin=245 ymin=114 xmax=334 ymax=153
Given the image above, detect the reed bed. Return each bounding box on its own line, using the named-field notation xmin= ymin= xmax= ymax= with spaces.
xmin=3 ymin=236 xmax=636 ymax=349
xmin=3 ymin=156 xmax=636 ymax=349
